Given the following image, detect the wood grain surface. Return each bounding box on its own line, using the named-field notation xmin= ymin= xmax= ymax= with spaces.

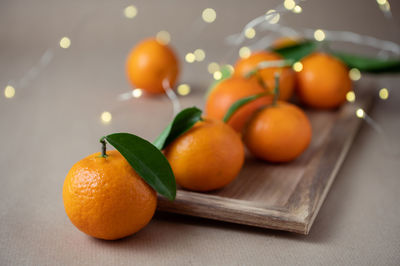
xmin=158 ymin=91 xmax=375 ymax=234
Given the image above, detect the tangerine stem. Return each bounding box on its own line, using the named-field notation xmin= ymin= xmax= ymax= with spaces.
xmin=272 ymin=73 xmax=280 ymax=106
xmin=99 ymin=136 xmax=108 ymax=158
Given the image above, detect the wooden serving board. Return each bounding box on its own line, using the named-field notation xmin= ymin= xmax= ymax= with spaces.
xmin=158 ymin=90 xmax=374 ymax=234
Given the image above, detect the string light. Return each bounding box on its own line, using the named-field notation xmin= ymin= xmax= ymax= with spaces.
xmin=346 ymin=91 xmax=356 ymax=102
xmin=376 ymin=0 xmax=387 ymax=4
xmin=59 ymin=37 xmax=71 ymax=49
xmin=208 ymin=62 xmax=220 ymax=74
xmin=185 ymin=53 xmax=196 ymax=63
xmin=100 ymin=111 xmax=112 ymax=124
xmin=349 ymin=68 xmax=361 ymax=81
xmin=132 ymin=88 xmax=143 ymax=98
xmin=379 ymin=1 xmax=391 ymax=12
xmin=177 ymin=84 xmax=191 ymax=96
xmin=245 ymin=28 xmax=256 ymax=39
xmin=226 ymin=64 xmax=235 ymax=74
xmin=202 ymin=8 xmax=216 ymax=23
xmin=314 ymin=29 xmax=325 ymax=41
xmin=292 ymin=62 xmax=303 ymax=72
xmin=124 ymin=5 xmax=138 ymax=19
xmin=284 ymin=0 xmax=296 ymax=10
xmin=213 ymin=71 xmax=222 ymax=80
xmin=194 ymin=49 xmax=206 ymax=61
xmin=356 ymin=108 xmax=365 ymax=118
xmin=293 ymin=5 xmax=302 ymax=13
xmin=239 ymin=46 xmax=251 ymax=59
xmin=4 ymin=85 xmax=15 ymax=98
xmin=265 ymin=9 xmax=280 ymax=24
xmin=156 ymin=31 xmax=171 ymax=45
xmin=379 ymin=88 xmax=389 ymax=100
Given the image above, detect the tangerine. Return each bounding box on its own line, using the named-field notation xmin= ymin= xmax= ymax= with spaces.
xmin=234 ymin=51 xmax=295 ymax=101
xmin=244 ymin=101 xmax=312 ymax=162
xmin=296 ymin=52 xmax=352 ymax=109
xmin=63 ymin=150 xmax=157 ymax=240
xmin=164 ymin=119 xmax=244 ymax=192
xmin=126 ymin=38 xmax=179 ymax=94
xmin=205 ymin=77 xmax=272 ymax=132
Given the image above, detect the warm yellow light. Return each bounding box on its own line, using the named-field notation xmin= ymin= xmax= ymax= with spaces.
xmin=213 ymin=71 xmax=222 ymax=80
xmin=239 ymin=46 xmax=251 ymax=59
xmin=59 ymin=37 xmax=71 ymax=49
xmin=4 ymin=85 xmax=15 ymax=98
xmin=185 ymin=53 xmax=196 ymax=63
xmin=292 ymin=62 xmax=303 ymax=72
xmin=266 ymin=9 xmax=280 ymax=24
xmin=101 ymin=111 xmax=112 ymax=124
xmin=202 ymin=8 xmax=216 ymax=23
xmin=156 ymin=31 xmax=171 ymax=45
xmin=124 ymin=5 xmax=137 ymax=19
xmin=177 ymin=84 xmax=191 ymax=96
xmin=194 ymin=49 xmax=206 ymax=62
xmin=245 ymin=27 xmax=256 ymax=39
xmin=208 ymin=62 xmax=220 ymax=74
xmin=376 ymin=0 xmax=387 ymax=5
xmin=346 ymin=91 xmax=356 ymax=102
xmin=379 ymin=2 xmax=391 ymax=12
xmin=379 ymin=88 xmax=389 ymax=100
xmin=349 ymin=68 xmax=361 ymax=81
xmin=293 ymin=5 xmax=302 ymax=13
xmin=314 ymin=29 xmax=325 ymax=41
xmin=284 ymin=0 xmax=296 ymax=10
xmin=226 ymin=64 xmax=235 ymax=74
xmin=132 ymin=88 xmax=143 ymax=98
xmin=356 ymin=108 xmax=365 ymax=118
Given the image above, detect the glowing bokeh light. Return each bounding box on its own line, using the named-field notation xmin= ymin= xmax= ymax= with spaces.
xmin=208 ymin=62 xmax=220 ymax=74
xmin=156 ymin=31 xmax=171 ymax=45
xmin=346 ymin=91 xmax=356 ymax=102
xmin=293 ymin=5 xmax=302 ymax=13
xmin=284 ymin=0 xmax=296 ymax=10
xmin=376 ymin=0 xmax=387 ymax=4
xmin=4 ymin=85 xmax=15 ymax=98
xmin=185 ymin=53 xmax=196 ymax=63
xmin=314 ymin=29 xmax=325 ymax=41
xmin=177 ymin=84 xmax=191 ymax=96
xmin=226 ymin=64 xmax=235 ymax=74
xmin=379 ymin=88 xmax=389 ymax=100
xmin=101 ymin=111 xmax=112 ymax=124
xmin=194 ymin=49 xmax=206 ymax=61
xmin=349 ymin=68 xmax=361 ymax=81
xmin=356 ymin=108 xmax=365 ymax=118
xmin=292 ymin=62 xmax=303 ymax=72
xmin=239 ymin=46 xmax=251 ymax=59
xmin=59 ymin=37 xmax=71 ymax=49
xmin=213 ymin=71 xmax=222 ymax=80
xmin=124 ymin=5 xmax=138 ymax=19
xmin=266 ymin=9 xmax=280 ymax=24
xmin=379 ymin=2 xmax=391 ymax=12
xmin=132 ymin=88 xmax=143 ymax=98
xmin=202 ymin=8 xmax=216 ymax=23
xmin=245 ymin=27 xmax=256 ymax=39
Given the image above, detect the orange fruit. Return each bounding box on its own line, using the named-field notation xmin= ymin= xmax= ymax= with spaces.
xmin=205 ymin=77 xmax=272 ymax=132
xmin=234 ymin=51 xmax=295 ymax=101
xmin=244 ymin=102 xmax=312 ymax=162
xmin=126 ymin=38 xmax=179 ymax=94
xmin=296 ymin=52 xmax=352 ymax=109
xmin=164 ymin=119 xmax=245 ymax=192
xmin=63 ymin=150 xmax=157 ymax=240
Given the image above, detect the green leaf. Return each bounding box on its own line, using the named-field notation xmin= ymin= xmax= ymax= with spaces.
xmin=153 ymin=107 xmax=202 ymax=150
xmin=223 ymin=92 xmax=269 ymax=123
xmin=331 ymin=51 xmax=400 ymax=73
xmin=105 ymin=133 xmax=176 ymax=200
xmin=205 ymin=65 xmax=234 ymax=98
xmin=272 ymin=40 xmax=317 ymax=62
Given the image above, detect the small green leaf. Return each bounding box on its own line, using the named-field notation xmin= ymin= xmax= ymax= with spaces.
xmin=223 ymin=92 xmax=269 ymax=123
xmin=205 ymin=65 xmax=234 ymax=98
xmin=331 ymin=51 xmax=400 ymax=73
xmin=105 ymin=133 xmax=176 ymax=200
xmin=153 ymin=107 xmax=202 ymax=150
xmin=272 ymin=40 xmax=317 ymax=62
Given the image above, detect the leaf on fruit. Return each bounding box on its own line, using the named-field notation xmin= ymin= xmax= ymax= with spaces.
xmin=272 ymin=40 xmax=317 ymax=62
xmin=331 ymin=51 xmax=400 ymax=73
xmin=223 ymin=92 xmax=269 ymax=123
xmin=105 ymin=133 xmax=176 ymax=200
xmin=153 ymin=107 xmax=202 ymax=150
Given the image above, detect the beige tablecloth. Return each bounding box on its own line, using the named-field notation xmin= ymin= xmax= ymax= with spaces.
xmin=1 ymin=0 xmax=399 ymax=265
